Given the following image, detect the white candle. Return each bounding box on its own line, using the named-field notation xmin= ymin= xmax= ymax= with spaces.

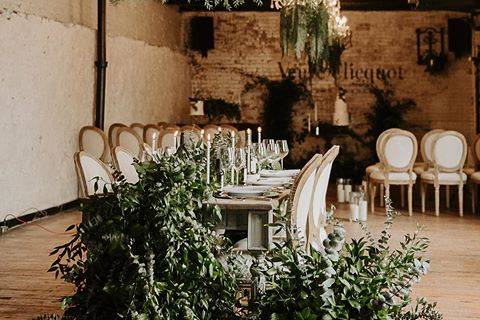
xmin=349 ymin=203 xmax=359 ymax=222
xmin=200 ymin=129 xmax=205 ymax=140
xmin=257 ymin=126 xmax=262 ymax=143
xmin=206 ymin=134 xmax=211 ymax=184
xmin=359 ymin=200 xmax=368 ymax=222
xmin=173 ymin=130 xmax=178 ymax=150
xmin=152 ymin=132 xmax=158 ymax=152
xmin=344 ymin=184 xmax=352 ymax=203
xmin=337 ymin=184 xmax=345 ymax=203
xmin=231 ymin=131 xmax=236 ymax=148
xmin=307 ymin=114 xmax=311 ymax=133
xmin=246 ymin=129 xmax=252 ymax=173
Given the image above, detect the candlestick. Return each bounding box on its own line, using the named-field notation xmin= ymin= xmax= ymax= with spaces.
xmin=206 ymin=134 xmax=211 ymax=184
xmin=257 ymin=126 xmax=262 ymax=143
xmin=307 ymin=114 xmax=311 ymax=133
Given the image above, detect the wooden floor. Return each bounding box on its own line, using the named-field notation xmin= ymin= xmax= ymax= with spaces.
xmin=1 ymin=204 xmax=480 ymax=319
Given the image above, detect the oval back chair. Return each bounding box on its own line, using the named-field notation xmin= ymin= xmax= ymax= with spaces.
xmin=143 ymin=124 xmax=162 ymax=150
xmin=116 ymin=126 xmax=144 ymax=159
xmin=79 ymin=126 xmax=109 ymax=163
xmin=108 ymin=123 xmax=127 ymax=150
xmin=74 ymin=151 xmax=113 ymax=197
xmin=130 ymin=123 xmax=145 ymax=139
xmin=112 ymin=146 xmax=140 ymax=184
xmin=309 ymin=146 xmax=340 ymax=250
xmin=420 ymin=131 xmax=467 ymax=216
xmin=158 ymin=128 xmax=179 ymax=150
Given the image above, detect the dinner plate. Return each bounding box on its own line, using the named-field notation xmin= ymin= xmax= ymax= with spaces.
xmin=259 ymin=169 xmax=300 ymax=178
xmin=250 ymin=177 xmax=292 ymax=186
xmin=222 ymin=185 xmax=271 ymax=197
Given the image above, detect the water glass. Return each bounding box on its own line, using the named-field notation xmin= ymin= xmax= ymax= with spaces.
xmin=276 ymin=140 xmax=289 ymax=169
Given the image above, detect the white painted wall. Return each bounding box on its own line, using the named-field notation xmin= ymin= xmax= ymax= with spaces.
xmin=0 ymin=5 xmax=191 ymax=221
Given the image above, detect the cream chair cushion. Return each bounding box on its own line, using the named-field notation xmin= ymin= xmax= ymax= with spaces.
xmin=470 ymin=171 xmax=480 ymax=183
xmin=421 ymin=169 xmax=467 ymax=183
xmin=365 ymin=163 xmax=380 ymax=174
xmin=370 ymin=171 xmax=417 ymax=182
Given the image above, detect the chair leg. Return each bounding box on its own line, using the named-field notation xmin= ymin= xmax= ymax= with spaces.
xmin=435 ymin=185 xmax=440 ymax=216
xmin=471 ymin=183 xmax=477 ymax=215
xmin=370 ymin=183 xmax=376 ymax=214
xmin=421 ymin=183 xmax=426 ymax=213
xmin=459 ymin=184 xmax=464 ymax=217
xmin=380 ymin=184 xmax=384 ymax=207
xmin=446 ymin=185 xmax=450 ymax=209
xmin=408 ymin=184 xmax=413 ymax=216
xmin=400 ymin=185 xmax=405 ymax=208
xmin=385 ymin=184 xmax=390 ymax=215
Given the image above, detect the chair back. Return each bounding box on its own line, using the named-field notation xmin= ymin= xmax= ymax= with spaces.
xmin=164 ymin=124 xmax=180 ymax=130
xmin=288 ymin=154 xmax=322 ymax=248
xmin=157 ymin=122 xmax=168 ymax=129
xmin=473 ymin=135 xmax=480 ymax=165
xmin=431 ymin=131 xmax=467 ymax=173
xmin=375 ymin=128 xmax=401 ymax=159
xmin=237 ymin=130 xmax=247 ymax=147
xmin=420 ymin=129 xmax=444 ymax=165
xmin=130 ymin=123 xmax=144 ymax=139
xmin=180 ymin=125 xmax=202 ymax=144
xmin=309 ymin=146 xmax=340 ymax=250
xmin=204 ymin=124 xmax=220 ymax=139
xmin=220 ymin=124 xmax=238 ymax=135
xmin=380 ymin=130 xmax=417 ymax=173
xmin=116 ymin=127 xmax=144 ymax=159
xmin=159 ymin=128 xmax=179 ymax=149
xmin=74 ymin=151 xmax=113 ymax=197
xmin=79 ymin=126 xmax=109 ymax=162
xmin=143 ymin=124 xmax=162 ymax=149
xmin=113 ymin=146 xmax=139 ymax=184
xmin=108 ymin=123 xmax=127 ymax=150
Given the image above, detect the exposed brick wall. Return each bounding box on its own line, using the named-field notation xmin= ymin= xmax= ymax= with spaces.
xmin=183 ymin=11 xmax=477 ymax=146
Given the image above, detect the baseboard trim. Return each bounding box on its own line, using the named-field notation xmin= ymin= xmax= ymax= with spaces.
xmin=2 ymin=199 xmax=80 ymax=229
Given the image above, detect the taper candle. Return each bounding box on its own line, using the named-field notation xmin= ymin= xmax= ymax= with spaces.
xmin=206 ymin=134 xmax=211 ymax=184
xmin=173 ymin=130 xmax=178 ymax=150
xmin=246 ymin=128 xmax=252 ymax=173
xmin=257 ymin=126 xmax=262 ymax=143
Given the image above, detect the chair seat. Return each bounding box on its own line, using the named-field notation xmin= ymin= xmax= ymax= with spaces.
xmin=365 ymin=163 xmax=380 ymax=174
xmin=471 ymin=171 xmax=480 ymax=183
xmin=370 ymin=171 xmax=417 ymax=182
xmin=421 ymin=169 xmax=467 ymax=183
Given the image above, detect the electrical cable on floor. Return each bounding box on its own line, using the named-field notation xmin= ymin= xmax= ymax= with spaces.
xmin=1 ymin=207 xmax=77 ymax=236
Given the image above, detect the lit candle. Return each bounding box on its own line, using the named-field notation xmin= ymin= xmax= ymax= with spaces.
xmin=246 ymin=129 xmax=252 ymax=173
xmin=206 ymin=134 xmax=211 ymax=184
xmin=257 ymin=126 xmax=262 ymax=143
xmin=307 ymin=114 xmax=311 ymax=133
xmin=231 ymin=131 xmax=236 ymax=148
xmin=173 ymin=130 xmax=178 ymax=150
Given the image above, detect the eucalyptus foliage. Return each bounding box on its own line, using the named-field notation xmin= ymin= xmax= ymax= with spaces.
xmin=280 ymin=0 xmax=350 ymax=78
xmin=110 ymin=0 xmax=263 ymax=11
xmin=253 ymin=200 xmax=442 ymax=320
xmin=49 ymin=143 xmax=239 ymax=320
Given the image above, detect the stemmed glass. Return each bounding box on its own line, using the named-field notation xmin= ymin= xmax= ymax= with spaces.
xmin=265 ymin=142 xmax=281 ymax=169
xmin=277 ymin=140 xmax=289 ymax=169
xmin=233 ymin=148 xmax=246 ymax=185
xmin=254 ymin=143 xmax=269 ymax=171
xmin=225 ymin=147 xmax=236 ymax=185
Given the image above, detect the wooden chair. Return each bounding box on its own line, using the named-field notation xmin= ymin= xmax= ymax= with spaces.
xmin=143 ymin=124 xmax=162 ymax=149
xmin=130 ymin=123 xmax=145 ymax=140
xmin=365 ymin=128 xmax=401 ymax=207
xmin=467 ymin=136 xmax=480 ymax=213
xmin=79 ymin=126 xmax=110 ymax=163
xmin=158 ymin=128 xmax=179 ymax=149
xmin=180 ymin=125 xmax=202 ymax=144
xmin=370 ymin=130 xmax=418 ymax=216
xmin=157 ymin=121 xmax=168 ymax=129
xmin=108 ymin=123 xmax=127 ymax=151
xmin=164 ymin=124 xmax=181 ymax=130
xmin=308 ymin=146 xmax=340 ymax=251
xmin=413 ymin=129 xmax=445 ymax=176
xmin=286 ymin=154 xmax=323 ymax=249
xmin=74 ymin=151 xmax=114 ymax=198
xmin=220 ymin=124 xmax=238 ymax=135
xmin=420 ymin=131 xmax=467 ymax=216
xmin=115 ymin=126 xmax=145 ymax=159
xmin=112 ymin=146 xmax=139 ymax=184
xmin=203 ymin=124 xmax=220 ymax=140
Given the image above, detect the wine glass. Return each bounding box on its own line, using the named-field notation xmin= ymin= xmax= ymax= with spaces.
xmin=255 ymin=143 xmax=269 ymax=171
xmin=277 ymin=140 xmax=289 ymax=169
xmin=266 ymin=142 xmax=281 ymax=169
xmin=234 ymin=148 xmax=246 ymax=185
xmin=224 ymin=147 xmax=236 ymax=185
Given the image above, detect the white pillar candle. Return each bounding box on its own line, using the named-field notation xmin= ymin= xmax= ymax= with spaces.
xmin=344 ymin=184 xmax=352 ymax=203
xmin=337 ymin=184 xmax=345 ymax=203
xmin=206 ymin=134 xmax=211 ymax=184
xmin=349 ymin=203 xmax=359 ymax=222
xmin=359 ymin=200 xmax=368 ymax=222
xmin=257 ymin=126 xmax=262 ymax=143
